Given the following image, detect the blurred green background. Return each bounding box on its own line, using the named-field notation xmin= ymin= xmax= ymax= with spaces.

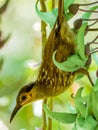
xmin=0 ymin=0 xmax=98 ymax=130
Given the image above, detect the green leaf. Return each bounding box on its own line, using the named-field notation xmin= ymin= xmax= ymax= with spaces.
xmin=95 ymin=125 xmax=98 ymax=130
xmin=35 ymin=0 xmax=57 ymax=27
xmin=75 ymin=116 xmax=97 ymax=130
xmin=75 ymin=87 xmax=83 ymax=98
xmin=53 ymin=8 xmax=98 ymax=72
xmin=93 ymin=79 xmax=98 ymax=91
xmin=52 ymin=24 xmax=88 ymax=72
xmin=64 ymin=0 xmax=74 ymax=12
xmin=64 ymin=0 xmax=75 ymax=20
xmin=72 ymin=125 xmax=77 ymax=130
xmin=85 ymin=79 xmax=98 ymax=119
xmin=65 ymin=12 xmax=74 ymax=20
xmin=72 ymin=126 xmax=77 ymax=130
xmin=43 ymin=105 xmax=77 ymax=124
xmin=75 ymin=23 xmax=87 ymax=60
xmin=74 ymin=88 xmax=88 ymax=118
xmin=35 ymin=0 xmax=75 ymax=27
xmin=92 ymin=91 xmax=98 ymax=120
xmin=53 ymin=52 xmax=87 ymax=72
xmin=85 ymin=79 xmax=98 ymax=120
xmin=91 ymin=79 xmax=98 ymax=120
xmin=75 ymin=5 xmax=98 ymax=59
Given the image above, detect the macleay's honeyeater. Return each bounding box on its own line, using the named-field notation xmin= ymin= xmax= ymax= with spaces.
xmin=10 ymin=0 xmax=93 ymax=122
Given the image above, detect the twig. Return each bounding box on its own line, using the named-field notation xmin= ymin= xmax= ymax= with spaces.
xmin=58 ymin=0 xmax=64 ymax=24
xmin=47 ymin=0 xmax=55 ymax=129
xmin=79 ymin=1 xmax=98 ymax=6
xmin=79 ymin=8 xmax=98 ymax=13
xmin=88 ymin=20 xmax=98 ymax=27
xmin=76 ymin=68 xmax=94 ymax=86
xmin=48 ymin=98 xmax=53 ymax=130
xmin=40 ymin=0 xmax=47 ymax=54
xmin=42 ymin=99 xmax=47 ymax=130
xmin=39 ymin=0 xmax=47 ymax=130
xmin=52 ymin=0 xmax=55 ymax=9
xmin=87 ymin=35 xmax=98 ymax=44
xmin=82 ymin=18 xmax=98 ymax=21
xmin=87 ymin=28 xmax=98 ymax=31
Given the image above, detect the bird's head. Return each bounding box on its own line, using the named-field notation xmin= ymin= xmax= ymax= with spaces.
xmin=10 ymin=82 xmax=37 ymax=123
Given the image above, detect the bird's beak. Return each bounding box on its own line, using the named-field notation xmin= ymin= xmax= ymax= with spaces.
xmin=10 ymin=104 xmax=21 ymax=123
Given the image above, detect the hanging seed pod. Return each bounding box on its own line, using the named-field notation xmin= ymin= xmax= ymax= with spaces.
xmin=73 ymin=19 xmax=82 ymax=30
xmin=69 ymin=4 xmax=79 ymax=15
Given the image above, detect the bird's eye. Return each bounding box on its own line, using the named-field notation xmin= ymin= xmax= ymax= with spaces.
xmin=21 ymin=95 xmax=26 ymax=101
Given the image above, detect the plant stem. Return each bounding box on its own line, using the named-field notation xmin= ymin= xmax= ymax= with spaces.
xmin=79 ymin=1 xmax=98 ymax=6
xmin=58 ymin=0 xmax=64 ymax=24
xmin=42 ymin=99 xmax=47 ymax=130
xmin=52 ymin=0 xmax=55 ymax=9
xmin=88 ymin=20 xmax=98 ymax=27
xmin=39 ymin=1 xmax=47 ymax=130
xmin=79 ymin=8 xmax=98 ymax=13
xmin=47 ymin=1 xmax=55 ymax=129
xmin=48 ymin=98 xmax=53 ymax=130
xmin=87 ymin=35 xmax=98 ymax=44
xmin=87 ymin=28 xmax=98 ymax=31
xmin=76 ymin=68 xmax=94 ymax=86
xmin=46 ymin=0 xmax=56 ymax=129
xmin=40 ymin=0 xmax=47 ymax=54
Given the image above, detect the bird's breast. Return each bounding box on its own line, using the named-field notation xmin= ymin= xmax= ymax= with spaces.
xmin=37 ymin=65 xmax=75 ymax=97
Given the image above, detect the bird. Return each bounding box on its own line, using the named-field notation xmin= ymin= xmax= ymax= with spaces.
xmin=10 ymin=0 xmax=92 ymax=123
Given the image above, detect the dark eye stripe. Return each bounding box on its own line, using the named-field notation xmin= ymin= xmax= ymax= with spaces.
xmin=21 ymin=95 xmax=26 ymax=101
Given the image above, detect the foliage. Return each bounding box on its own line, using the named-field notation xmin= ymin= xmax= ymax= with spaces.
xmin=44 ymin=79 xmax=98 ymax=130
xmin=36 ymin=0 xmax=98 ymax=129
xmin=35 ymin=0 xmax=75 ymax=28
xmin=53 ymin=5 xmax=98 ymax=72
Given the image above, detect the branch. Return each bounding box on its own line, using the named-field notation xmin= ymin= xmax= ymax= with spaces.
xmin=52 ymin=0 xmax=55 ymax=9
xmin=39 ymin=1 xmax=47 ymax=130
xmin=40 ymin=0 xmax=47 ymax=54
xmin=58 ymin=0 xmax=64 ymax=24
